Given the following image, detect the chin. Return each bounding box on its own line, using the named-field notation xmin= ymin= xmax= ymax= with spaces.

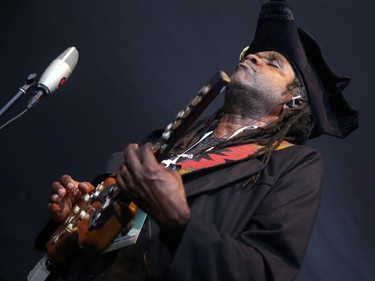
xmin=224 ymin=82 xmax=252 ymax=113
xmin=230 ymin=69 xmax=249 ymax=84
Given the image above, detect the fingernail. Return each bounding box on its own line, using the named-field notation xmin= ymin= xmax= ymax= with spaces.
xmin=120 ymin=164 xmax=126 ymax=173
xmin=67 ymin=182 xmax=74 ymax=189
xmin=58 ymin=189 xmax=65 ymax=196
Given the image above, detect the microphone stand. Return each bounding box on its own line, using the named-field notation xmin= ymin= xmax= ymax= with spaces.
xmin=0 ymin=73 xmax=37 ymax=118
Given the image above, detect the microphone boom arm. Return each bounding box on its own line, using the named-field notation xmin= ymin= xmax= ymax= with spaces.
xmin=0 ymin=73 xmax=37 ymax=118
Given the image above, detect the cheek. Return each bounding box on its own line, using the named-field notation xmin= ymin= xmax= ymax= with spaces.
xmin=264 ymin=74 xmax=290 ymax=95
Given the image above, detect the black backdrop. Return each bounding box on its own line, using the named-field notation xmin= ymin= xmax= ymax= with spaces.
xmin=0 ymin=1 xmax=374 ymax=280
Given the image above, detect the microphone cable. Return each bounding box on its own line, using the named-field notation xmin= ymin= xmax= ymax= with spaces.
xmin=0 ymin=108 xmax=29 ymax=131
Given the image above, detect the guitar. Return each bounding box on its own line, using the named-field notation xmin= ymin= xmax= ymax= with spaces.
xmin=43 ymin=70 xmax=230 ymax=265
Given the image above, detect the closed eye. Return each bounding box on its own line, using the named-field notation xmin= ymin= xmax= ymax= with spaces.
xmin=268 ymin=61 xmax=279 ymax=68
xmin=267 ymin=54 xmax=282 ymax=69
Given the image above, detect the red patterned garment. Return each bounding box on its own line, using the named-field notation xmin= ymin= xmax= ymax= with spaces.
xmin=176 ymin=141 xmax=294 ymax=175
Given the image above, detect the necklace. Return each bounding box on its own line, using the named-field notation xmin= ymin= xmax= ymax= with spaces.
xmin=212 ymin=124 xmax=258 ymax=139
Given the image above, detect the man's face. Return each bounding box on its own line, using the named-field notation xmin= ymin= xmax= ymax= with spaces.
xmin=224 ymin=51 xmax=296 ymax=118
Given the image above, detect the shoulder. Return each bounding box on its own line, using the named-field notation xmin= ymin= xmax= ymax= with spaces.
xmin=253 ymin=145 xmax=324 ymax=210
xmin=266 ymin=144 xmax=324 ymax=181
xmin=273 ymin=144 xmax=323 ymax=164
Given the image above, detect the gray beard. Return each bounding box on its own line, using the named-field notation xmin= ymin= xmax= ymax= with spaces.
xmin=223 ymin=80 xmax=277 ymax=119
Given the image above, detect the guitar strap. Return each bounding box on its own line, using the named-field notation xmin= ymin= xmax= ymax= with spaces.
xmin=176 ymin=140 xmax=294 ymax=175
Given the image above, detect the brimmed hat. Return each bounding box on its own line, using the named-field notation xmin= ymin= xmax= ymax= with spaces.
xmin=242 ymin=0 xmax=359 ymax=139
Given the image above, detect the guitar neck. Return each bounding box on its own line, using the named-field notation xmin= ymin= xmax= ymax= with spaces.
xmin=152 ymin=70 xmax=230 ymax=162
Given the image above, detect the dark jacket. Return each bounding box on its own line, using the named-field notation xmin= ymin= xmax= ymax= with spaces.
xmin=104 ymin=144 xmax=323 ymax=281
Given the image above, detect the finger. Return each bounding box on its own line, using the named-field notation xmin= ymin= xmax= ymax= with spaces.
xmin=140 ymin=143 xmax=159 ymax=168
xmin=50 ymin=194 xmax=61 ymax=203
xmin=60 ymin=174 xmax=79 ymax=190
xmin=121 ymin=169 xmax=139 ymax=198
xmin=51 ymin=181 xmax=66 ymax=198
xmin=116 ymin=165 xmax=132 ymax=200
xmin=78 ymin=181 xmax=94 ymax=194
xmin=117 ymin=168 xmax=136 ymax=194
xmin=115 ymin=173 xmax=135 ymax=204
xmin=120 ymin=166 xmax=151 ymax=208
xmin=124 ymin=143 xmax=143 ymax=178
xmin=72 ymin=182 xmax=93 ymax=201
xmin=48 ymin=202 xmax=66 ymax=223
xmin=119 ymin=163 xmax=127 ymax=174
xmin=48 ymin=202 xmax=60 ymax=215
xmin=137 ymin=144 xmax=169 ymax=209
xmin=115 ymin=173 xmax=127 ymax=191
xmin=117 ymin=162 xmax=130 ymax=187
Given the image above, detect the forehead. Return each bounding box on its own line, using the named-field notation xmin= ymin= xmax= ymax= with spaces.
xmin=256 ymin=50 xmax=296 ymax=77
xmin=256 ymin=51 xmax=291 ymax=64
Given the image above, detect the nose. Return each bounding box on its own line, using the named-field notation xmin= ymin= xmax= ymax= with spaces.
xmin=244 ymin=54 xmax=261 ymax=66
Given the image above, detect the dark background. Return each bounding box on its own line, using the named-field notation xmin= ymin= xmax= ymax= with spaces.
xmin=0 ymin=0 xmax=373 ymax=280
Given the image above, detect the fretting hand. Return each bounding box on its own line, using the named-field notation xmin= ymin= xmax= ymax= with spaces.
xmin=116 ymin=143 xmax=190 ymax=230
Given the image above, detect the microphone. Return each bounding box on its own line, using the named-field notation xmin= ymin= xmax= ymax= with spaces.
xmin=27 ymin=47 xmax=79 ymax=109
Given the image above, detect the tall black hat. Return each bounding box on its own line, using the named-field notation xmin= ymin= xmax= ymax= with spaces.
xmin=243 ymin=0 xmax=359 ymax=139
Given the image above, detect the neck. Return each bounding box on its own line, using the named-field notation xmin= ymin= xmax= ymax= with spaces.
xmin=213 ymin=113 xmax=279 ymax=139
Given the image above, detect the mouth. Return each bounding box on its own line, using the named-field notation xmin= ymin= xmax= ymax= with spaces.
xmin=234 ymin=61 xmax=254 ymax=73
